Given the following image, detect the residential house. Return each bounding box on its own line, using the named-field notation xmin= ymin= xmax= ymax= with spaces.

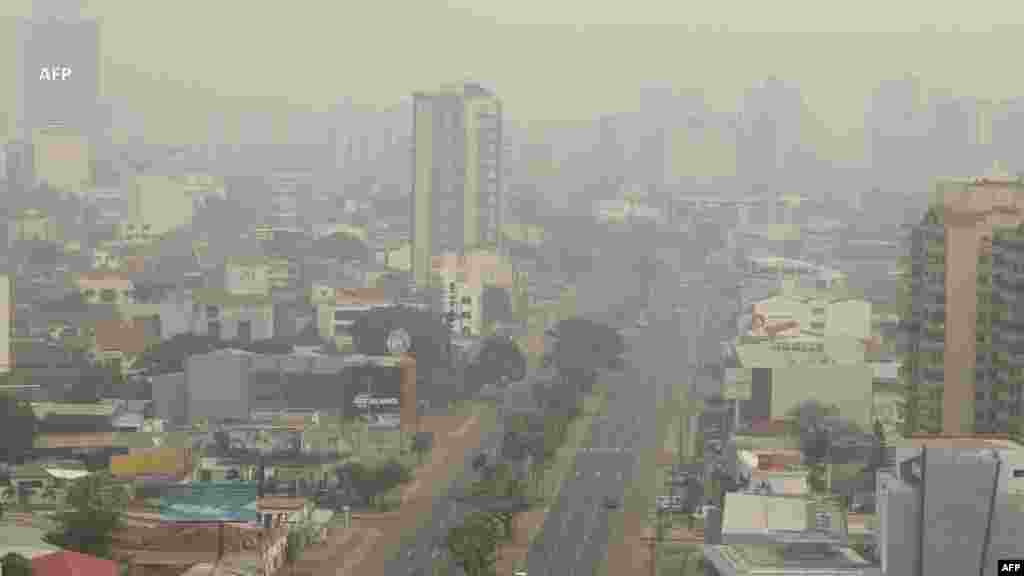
xmin=9 ymin=208 xmax=59 ymax=243
xmin=191 ymin=288 xmax=274 ymax=343
xmin=5 ymin=461 xmax=90 ymax=509
xmin=76 ymin=272 xmax=134 ymax=306
xmin=315 ymin=287 xmax=391 ymax=351
xmin=89 ymin=317 xmax=157 ymax=369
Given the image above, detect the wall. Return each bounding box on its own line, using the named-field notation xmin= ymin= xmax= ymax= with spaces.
xmin=826 ymin=299 xmax=872 ymax=342
xmin=770 ymin=365 xmax=873 ymax=429
xmin=922 ymin=449 xmax=1003 ymax=576
xmin=877 ymin=474 xmax=920 ymax=576
xmin=186 ymin=352 xmax=250 ymax=423
xmin=151 ymin=372 xmax=186 ymax=426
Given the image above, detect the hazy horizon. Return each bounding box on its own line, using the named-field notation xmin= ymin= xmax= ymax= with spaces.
xmin=2 ymin=0 xmax=1023 ymax=160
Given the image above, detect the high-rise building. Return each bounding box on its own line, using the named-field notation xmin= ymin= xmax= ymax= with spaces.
xmin=410 ymin=82 xmax=502 ymax=286
xmin=0 ymin=274 xmax=10 ymax=375
xmin=15 ymin=1 xmax=99 ymax=139
xmin=905 ymin=173 xmax=1024 ymax=435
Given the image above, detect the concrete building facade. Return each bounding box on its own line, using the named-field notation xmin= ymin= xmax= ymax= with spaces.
xmin=906 ymin=175 xmax=1024 ymax=434
xmin=411 ymin=82 xmax=502 ymax=286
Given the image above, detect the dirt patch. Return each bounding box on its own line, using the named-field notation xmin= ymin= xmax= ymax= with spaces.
xmin=605 ymin=507 xmax=652 ymax=574
xmin=493 ymin=508 xmax=547 ymax=575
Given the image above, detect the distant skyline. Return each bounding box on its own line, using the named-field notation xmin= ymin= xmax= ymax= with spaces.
xmin=2 ymin=0 xmax=1022 ymax=160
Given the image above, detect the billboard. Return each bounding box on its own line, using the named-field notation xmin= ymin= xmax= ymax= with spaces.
xmin=21 ymin=18 xmax=100 ymax=134
xmin=0 ymin=275 xmax=9 ymax=374
xmin=111 ymin=448 xmax=193 ymax=478
xmin=159 ymin=482 xmax=259 ymax=523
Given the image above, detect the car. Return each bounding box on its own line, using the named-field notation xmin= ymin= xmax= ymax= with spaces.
xmin=604 ymin=496 xmax=620 ymax=509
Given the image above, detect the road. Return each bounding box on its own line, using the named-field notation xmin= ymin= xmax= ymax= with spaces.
xmin=383 ymin=415 xmax=507 ymax=575
xmin=522 ymin=317 xmax=685 ymax=576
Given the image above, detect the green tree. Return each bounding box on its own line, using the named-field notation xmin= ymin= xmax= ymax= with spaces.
xmin=0 ymin=393 xmax=38 ymax=464
xmin=446 ymin=511 xmax=499 ymax=576
xmin=547 ymin=317 xmax=624 ymax=394
xmin=1 ymin=552 xmax=34 ymax=576
xmin=44 ymin=473 xmax=127 ymax=559
xmin=285 ymin=529 xmax=307 ymax=575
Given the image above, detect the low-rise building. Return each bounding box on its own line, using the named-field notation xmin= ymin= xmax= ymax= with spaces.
xmin=76 ymin=272 xmax=134 ymax=305
xmin=191 ymin=288 xmax=274 ymax=343
xmin=315 ymin=287 xmax=391 ymax=351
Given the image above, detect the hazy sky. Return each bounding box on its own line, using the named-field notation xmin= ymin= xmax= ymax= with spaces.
xmin=3 ymin=0 xmax=1023 ymax=158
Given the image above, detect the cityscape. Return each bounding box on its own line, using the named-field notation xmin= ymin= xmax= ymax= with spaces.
xmin=1 ymin=1 xmax=1024 ymax=576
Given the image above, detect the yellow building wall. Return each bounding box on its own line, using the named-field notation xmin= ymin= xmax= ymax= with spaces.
xmin=771 ymin=365 xmax=874 ymax=429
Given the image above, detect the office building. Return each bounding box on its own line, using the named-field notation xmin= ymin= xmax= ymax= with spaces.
xmin=0 ymin=274 xmax=10 ymax=374
xmin=905 ymin=174 xmax=1024 ymax=434
xmin=875 ymin=437 xmax=1024 ymax=576
xmin=410 ymin=82 xmax=502 ymax=286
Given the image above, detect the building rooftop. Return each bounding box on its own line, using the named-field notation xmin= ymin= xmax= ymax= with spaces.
xmin=703 ymin=544 xmax=878 ymax=575
xmin=890 ymin=434 xmax=1023 ymax=451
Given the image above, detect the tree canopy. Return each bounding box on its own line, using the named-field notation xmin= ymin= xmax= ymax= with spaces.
xmin=1 ymin=553 xmax=33 ymax=576
xmin=467 ymin=335 xmax=527 ymax=392
xmin=45 ymin=473 xmax=127 ymax=559
xmin=311 ymin=231 xmax=370 ymax=263
xmin=0 ymin=393 xmax=38 ymax=464
xmin=446 ymin=511 xmax=499 ymax=576
xmin=545 ymin=317 xmax=624 ymax=392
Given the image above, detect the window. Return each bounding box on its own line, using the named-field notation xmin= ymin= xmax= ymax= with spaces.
xmin=100 ymin=289 xmax=117 ymax=303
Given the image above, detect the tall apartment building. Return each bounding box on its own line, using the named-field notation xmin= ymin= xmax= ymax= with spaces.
xmin=905 ymin=175 xmax=1024 ymax=435
xmin=410 ymin=82 xmax=502 ymax=286
xmin=15 ymin=1 xmax=100 ymax=140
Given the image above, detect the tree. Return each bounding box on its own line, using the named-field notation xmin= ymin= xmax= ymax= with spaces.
xmin=547 ymin=318 xmax=625 ymax=394
xmin=446 ymin=511 xmax=499 ymax=576
xmin=0 ymin=393 xmax=38 ymax=464
xmin=45 ymin=473 xmax=127 ymax=559
xmin=137 ymin=334 xmax=217 ymax=374
xmin=350 ymin=306 xmax=451 ymax=376
xmin=469 ymin=336 xmax=527 ymax=391
xmin=285 ymin=529 xmax=307 ymax=575
xmin=1 ymin=553 xmax=33 ymax=576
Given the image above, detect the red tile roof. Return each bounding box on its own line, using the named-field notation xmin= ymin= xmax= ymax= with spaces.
xmin=93 ymin=318 xmax=151 ymax=356
xmin=32 ymin=550 xmax=118 ymax=576
xmin=335 ymin=287 xmax=390 ymax=306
